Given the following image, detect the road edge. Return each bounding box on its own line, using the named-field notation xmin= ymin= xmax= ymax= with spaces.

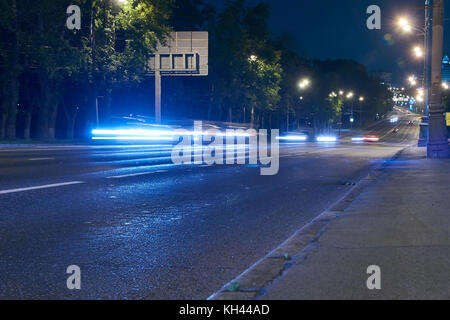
xmin=207 ymin=146 xmax=409 ymax=300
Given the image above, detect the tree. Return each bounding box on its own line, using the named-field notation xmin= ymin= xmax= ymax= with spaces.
xmin=276 ymin=39 xmax=310 ymax=130
xmin=0 ymin=0 xmax=174 ymax=140
xmin=0 ymin=0 xmax=21 ymax=139
xmin=82 ymin=0 xmax=173 ymax=128
xmin=209 ymin=0 xmax=281 ymax=125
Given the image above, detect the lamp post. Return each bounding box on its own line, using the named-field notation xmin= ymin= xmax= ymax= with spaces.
xmin=425 ymin=0 xmax=432 ymax=117
xmin=413 ymin=46 xmax=424 ymax=58
xmin=427 ymin=0 xmax=450 ymax=158
xmin=290 ymin=78 xmax=310 ymax=132
xmin=346 ymin=92 xmax=354 ymax=128
xmin=397 ymin=17 xmax=428 ymax=112
xmin=358 ymin=96 xmax=364 ymax=127
xmin=397 ymin=3 xmax=432 ymax=146
xmin=336 ymin=90 xmax=345 ymax=135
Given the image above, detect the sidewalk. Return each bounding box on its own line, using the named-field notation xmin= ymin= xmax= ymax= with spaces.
xmin=259 ymin=146 xmax=450 ymax=299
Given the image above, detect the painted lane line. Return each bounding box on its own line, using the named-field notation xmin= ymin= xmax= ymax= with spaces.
xmin=107 ymin=170 xmax=168 ymax=179
xmin=28 ymin=158 xmax=55 ymax=161
xmin=0 ymin=181 xmax=85 ymax=195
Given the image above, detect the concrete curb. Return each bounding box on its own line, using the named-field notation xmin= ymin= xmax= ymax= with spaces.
xmin=207 ymin=147 xmax=407 ymax=300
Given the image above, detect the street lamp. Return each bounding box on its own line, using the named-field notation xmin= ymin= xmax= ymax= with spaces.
xmin=413 ymin=46 xmax=424 ymax=58
xmin=398 ymin=18 xmax=412 ymax=32
xmin=416 ymin=87 xmax=424 ymax=105
xmin=345 ymin=92 xmax=354 ymax=128
xmin=397 ymin=5 xmax=433 ymax=147
xmin=397 ymin=17 xmax=425 ymax=35
xmin=358 ymin=96 xmax=365 ymax=126
xmin=408 ymin=75 xmax=418 ymax=86
xmin=287 ymin=78 xmax=310 ymax=131
xmin=298 ymin=78 xmax=310 ymax=89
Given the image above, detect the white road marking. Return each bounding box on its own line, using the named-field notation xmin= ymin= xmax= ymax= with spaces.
xmin=107 ymin=170 xmax=168 ymax=179
xmin=28 ymin=158 xmax=55 ymax=161
xmin=0 ymin=181 xmax=85 ymax=195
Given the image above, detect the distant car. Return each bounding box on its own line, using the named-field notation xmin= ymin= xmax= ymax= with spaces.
xmin=363 ymin=135 xmax=380 ymax=142
xmin=390 ymin=117 xmax=399 ymax=123
xmin=392 ymin=128 xmax=399 ymax=133
xmin=276 ymin=130 xmax=310 ymax=142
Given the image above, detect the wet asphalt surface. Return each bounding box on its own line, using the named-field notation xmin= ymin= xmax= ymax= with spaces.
xmin=0 ymin=114 xmax=419 ymax=299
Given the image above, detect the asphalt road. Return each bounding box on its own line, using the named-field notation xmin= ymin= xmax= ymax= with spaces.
xmin=0 ymin=113 xmax=419 ymax=299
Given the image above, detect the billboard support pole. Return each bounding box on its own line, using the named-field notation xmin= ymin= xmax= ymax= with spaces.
xmin=149 ymin=32 xmax=209 ymax=124
xmin=155 ymin=70 xmax=161 ymax=123
xmin=155 ymin=53 xmax=162 ymax=123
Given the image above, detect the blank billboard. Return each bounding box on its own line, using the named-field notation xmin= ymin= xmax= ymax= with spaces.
xmin=148 ymin=31 xmax=208 ymax=76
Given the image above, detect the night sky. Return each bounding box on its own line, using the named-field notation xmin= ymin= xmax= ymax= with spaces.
xmin=213 ymin=0 xmax=450 ymax=85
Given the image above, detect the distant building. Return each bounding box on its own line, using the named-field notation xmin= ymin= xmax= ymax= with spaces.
xmin=442 ymin=55 xmax=450 ymax=82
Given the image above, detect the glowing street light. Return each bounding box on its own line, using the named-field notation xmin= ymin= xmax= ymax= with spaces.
xmin=329 ymin=92 xmax=338 ymax=98
xmin=249 ymin=55 xmax=257 ymax=62
xmin=417 ymin=88 xmax=425 ymax=102
xmin=398 ymin=18 xmax=408 ymax=27
xmin=413 ymin=46 xmax=423 ymax=58
xmin=357 ymin=96 xmax=365 ymax=126
xmin=397 ymin=12 xmax=430 ymax=128
xmin=397 ymin=16 xmax=426 ymax=35
xmin=443 ymin=82 xmax=449 ymax=90
xmin=398 ymin=18 xmax=413 ymax=33
xmin=299 ymin=78 xmax=310 ymax=89
xmin=346 ymin=92 xmax=354 ymax=99
xmin=408 ymin=75 xmax=417 ymax=86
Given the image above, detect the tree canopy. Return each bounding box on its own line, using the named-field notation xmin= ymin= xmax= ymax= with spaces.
xmin=0 ymin=0 xmax=393 ymax=140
